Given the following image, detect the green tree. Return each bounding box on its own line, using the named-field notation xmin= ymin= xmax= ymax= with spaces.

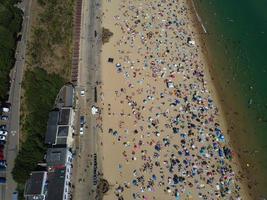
xmin=0 ymin=1 xmax=22 ymax=101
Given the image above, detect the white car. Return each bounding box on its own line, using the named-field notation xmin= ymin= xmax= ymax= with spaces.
xmin=80 ymin=89 xmax=85 ymax=96
xmin=79 ymin=127 xmax=84 ymax=135
xmin=0 ymin=135 xmax=6 ymax=141
xmin=2 ymin=107 xmax=10 ymax=113
xmin=0 ymin=131 xmax=8 ymax=136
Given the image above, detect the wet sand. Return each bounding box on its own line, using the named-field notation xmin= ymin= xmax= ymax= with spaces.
xmin=98 ymin=0 xmax=251 ymax=199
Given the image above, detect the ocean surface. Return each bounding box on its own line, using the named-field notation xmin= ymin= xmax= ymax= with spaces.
xmin=193 ymin=0 xmax=267 ymax=198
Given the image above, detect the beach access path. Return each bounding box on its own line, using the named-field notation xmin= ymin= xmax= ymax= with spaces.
xmin=71 ymin=0 xmax=102 ymax=199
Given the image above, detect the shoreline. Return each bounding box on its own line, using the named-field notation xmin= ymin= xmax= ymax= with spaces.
xmin=187 ymin=0 xmax=256 ymax=198
xmin=99 ymin=0 xmax=252 ymax=199
xmin=189 ymin=0 xmax=207 ymax=34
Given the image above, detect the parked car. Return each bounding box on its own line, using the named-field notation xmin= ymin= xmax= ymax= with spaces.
xmin=0 ymin=160 xmax=6 ymax=167
xmin=0 ymin=115 xmax=8 ymax=121
xmin=80 ymin=89 xmax=85 ymax=96
xmin=79 ymin=127 xmax=84 ymax=135
xmin=0 ymin=131 xmax=7 ymax=136
xmin=0 ymin=125 xmax=7 ymax=130
xmin=1 ymin=107 xmax=10 ymax=113
xmin=80 ymin=116 xmax=85 ymax=125
xmin=0 ymin=177 xmax=6 ymax=184
xmin=0 ymin=141 xmax=6 ymax=145
xmin=0 ymin=136 xmax=6 ymax=141
xmin=12 ymin=192 xmax=18 ymax=200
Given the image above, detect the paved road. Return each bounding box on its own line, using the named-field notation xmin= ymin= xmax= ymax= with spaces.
xmin=72 ymin=0 xmax=102 ymax=199
xmin=4 ymin=0 xmax=32 ymax=199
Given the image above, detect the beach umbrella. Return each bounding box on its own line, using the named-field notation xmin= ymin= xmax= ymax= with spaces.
xmin=132 ymin=179 xmax=138 ymax=186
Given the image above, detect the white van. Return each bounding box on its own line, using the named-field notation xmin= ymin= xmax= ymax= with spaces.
xmin=2 ymin=107 xmax=10 ymax=113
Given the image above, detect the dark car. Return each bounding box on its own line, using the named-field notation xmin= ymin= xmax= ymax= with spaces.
xmin=80 ymin=116 xmax=85 ymax=125
xmin=0 ymin=141 xmax=6 ymax=145
xmin=0 ymin=177 xmax=6 ymax=184
xmin=0 ymin=125 xmax=7 ymax=130
xmin=0 ymin=115 xmax=8 ymax=121
xmin=0 ymin=160 xmax=6 ymax=167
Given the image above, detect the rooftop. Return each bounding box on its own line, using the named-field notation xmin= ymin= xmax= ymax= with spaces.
xmin=24 ymin=171 xmax=47 ymax=199
xmin=55 ymin=84 xmax=75 ymax=108
xmin=45 ymin=108 xmax=73 ymax=146
xmin=58 ymin=108 xmax=71 ymax=125
xmin=56 ymin=137 xmax=68 ymax=146
xmin=57 ymin=126 xmax=69 ymax=137
xmin=46 ymin=167 xmax=66 ymax=200
xmin=46 ymin=148 xmax=69 ymax=167
xmin=45 ymin=111 xmax=59 ymax=145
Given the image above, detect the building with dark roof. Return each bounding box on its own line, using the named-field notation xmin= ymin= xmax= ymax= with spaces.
xmin=46 ymin=166 xmax=71 ymax=200
xmin=58 ymin=108 xmax=71 ymax=125
xmin=45 ymin=108 xmax=74 ymax=147
xmin=45 ymin=111 xmax=60 ymax=145
xmin=46 ymin=148 xmax=72 ymax=167
xmin=24 ymin=84 xmax=75 ymax=200
xmin=45 ymin=148 xmax=72 ymax=200
xmin=24 ymin=148 xmax=73 ymax=200
xmin=24 ymin=171 xmax=47 ymax=200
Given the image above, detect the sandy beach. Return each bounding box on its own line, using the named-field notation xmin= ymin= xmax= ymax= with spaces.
xmin=97 ymin=0 xmax=251 ymax=199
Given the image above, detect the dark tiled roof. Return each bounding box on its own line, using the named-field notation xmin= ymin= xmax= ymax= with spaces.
xmin=24 ymin=171 xmax=46 ymax=195
xmin=46 ymin=167 xmax=66 ymax=200
xmin=46 ymin=148 xmax=68 ymax=167
xmin=58 ymin=108 xmax=71 ymax=125
xmin=57 ymin=126 xmax=69 ymax=137
xmin=45 ymin=111 xmax=59 ymax=145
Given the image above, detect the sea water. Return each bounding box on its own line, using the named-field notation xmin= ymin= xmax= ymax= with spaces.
xmin=193 ymin=0 xmax=267 ymax=198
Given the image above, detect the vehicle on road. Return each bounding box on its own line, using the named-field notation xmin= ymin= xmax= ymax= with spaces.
xmin=80 ymin=116 xmax=85 ymax=125
xmin=0 ymin=131 xmax=8 ymax=136
xmin=80 ymin=89 xmax=85 ymax=96
xmin=0 ymin=125 xmax=7 ymax=131
xmin=12 ymin=192 xmax=18 ymax=200
xmin=0 ymin=177 xmax=6 ymax=184
xmin=0 ymin=136 xmax=6 ymax=141
xmin=1 ymin=107 xmax=10 ymax=113
xmin=80 ymin=127 xmax=84 ymax=135
xmin=0 ymin=115 xmax=8 ymax=121
xmin=0 ymin=160 xmax=6 ymax=168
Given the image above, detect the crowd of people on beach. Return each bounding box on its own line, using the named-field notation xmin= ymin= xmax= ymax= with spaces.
xmin=99 ymin=0 xmax=246 ymax=199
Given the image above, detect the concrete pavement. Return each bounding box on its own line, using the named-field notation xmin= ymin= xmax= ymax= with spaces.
xmin=4 ymin=0 xmax=32 ymax=199
xmin=72 ymin=0 xmax=102 ymax=199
